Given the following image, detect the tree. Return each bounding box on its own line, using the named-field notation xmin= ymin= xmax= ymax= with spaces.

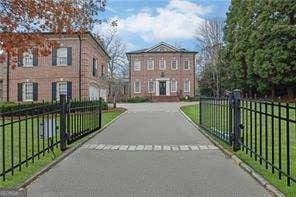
xmin=223 ymin=0 xmax=296 ymax=98
xmin=97 ymin=23 xmax=128 ymax=79
xmin=195 ymin=18 xmax=224 ymax=96
xmin=0 ymin=0 xmax=106 ymax=65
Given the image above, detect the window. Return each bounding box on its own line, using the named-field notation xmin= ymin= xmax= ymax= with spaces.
xmin=56 ymin=82 xmax=68 ymax=100
xmin=134 ymin=60 xmax=141 ymax=71
xmin=171 ymin=60 xmax=178 ymax=70
xmin=170 ymin=80 xmax=177 ymax=92
xmin=159 ymin=59 xmax=166 ymax=70
xmin=23 ymin=51 xmax=33 ymax=67
xmin=148 ymin=81 xmax=155 ymax=93
xmin=147 ymin=59 xmax=154 ymax=70
xmin=134 ymin=81 xmax=141 ymax=93
xmin=184 ymin=80 xmax=190 ymax=93
xmin=93 ymin=58 xmax=98 ymax=77
xmin=101 ymin=64 xmax=104 ymax=77
xmin=22 ymin=83 xmax=33 ymax=101
xmin=57 ymin=48 xmax=67 ymax=66
xmin=184 ymin=59 xmax=190 ymax=70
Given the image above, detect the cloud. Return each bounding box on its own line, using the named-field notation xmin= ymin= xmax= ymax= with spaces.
xmin=116 ymin=0 xmax=212 ymax=41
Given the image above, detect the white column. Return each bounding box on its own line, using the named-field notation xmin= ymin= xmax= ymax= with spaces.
xmin=155 ymin=81 xmax=159 ymax=96
xmin=166 ymin=80 xmax=170 ymax=96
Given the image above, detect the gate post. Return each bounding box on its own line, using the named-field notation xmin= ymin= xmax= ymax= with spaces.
xmin=98 ymin=97 xmax=102 ymax=129
xmin=233 ymin=89 xmax=241 ymax=151
xmin=60 ymin=94 xmax=67 ymax=151
xmin=199 ymin=98 xmax=202 ymax=125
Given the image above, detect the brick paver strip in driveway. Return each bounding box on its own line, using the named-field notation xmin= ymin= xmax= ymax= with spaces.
xmin=27 ymin=102 xmax=270 ymax=197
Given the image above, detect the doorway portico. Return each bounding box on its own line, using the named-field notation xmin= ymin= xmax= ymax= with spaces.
xmin=155 ymin=78 xmax=170 ymax=96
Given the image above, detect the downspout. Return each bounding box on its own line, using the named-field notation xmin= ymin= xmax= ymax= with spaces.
xmin=78 ymin=34 xmax=82 ymax=101
xmin=6 ymin=53 xmax=10 ymax=102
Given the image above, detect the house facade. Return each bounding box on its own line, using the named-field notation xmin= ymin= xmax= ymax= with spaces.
xmin=126 ymin=42 xmax=197 ymax=101
xmin=1 ymin=33 xmax=110 ymax=102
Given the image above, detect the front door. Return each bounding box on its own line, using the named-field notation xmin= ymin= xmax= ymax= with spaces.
xmin=159 ymin=81 xmax=166 ymax=95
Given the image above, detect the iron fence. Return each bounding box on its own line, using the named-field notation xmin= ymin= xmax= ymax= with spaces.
xmin=199 ymin=91 xmax=296 ymax=186
xmin=0 ymin=95 xmax=102 ymax=181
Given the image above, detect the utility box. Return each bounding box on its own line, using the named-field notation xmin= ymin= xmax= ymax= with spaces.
xmin=39 ymin=118 xmax=56 ymax=138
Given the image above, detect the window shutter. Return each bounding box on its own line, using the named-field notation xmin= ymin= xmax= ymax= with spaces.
xmin=17 ymin=83 xmax=23 ymax=101
xmin=52 ymin=48 xmax=57 ymax=66
xmin=67 ymin=81 xmax=72 ymax=99
xmin=18 ymin=49 xmax=23 ymax=67
xmin=33 ymin=83 xmax=38 ymax=101
xmin=33 ymin=49 xmax=38 ymax=67
xmin=52 ymin=82 xmax=57 ymax=100
xmin=67 ymin=47 xmax=72 ymax=65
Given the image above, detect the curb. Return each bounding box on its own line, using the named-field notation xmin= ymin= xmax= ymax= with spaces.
xmin=10 ymin=109 xmax=127 ymax=193
xmin=179 ymin=108 xmax=285 ymax=197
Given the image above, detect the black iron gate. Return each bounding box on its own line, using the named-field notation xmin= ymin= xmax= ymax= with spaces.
xmin=199 ymin=90 xmax=296 ymax=186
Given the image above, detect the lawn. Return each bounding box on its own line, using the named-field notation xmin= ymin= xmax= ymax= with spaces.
xmin=0 ymin=109 xmax=125 ymax=188
xmin=181 ymin=104 xmax=296 ymax=197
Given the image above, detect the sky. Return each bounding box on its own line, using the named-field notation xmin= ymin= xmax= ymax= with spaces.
xmin=96 ymin=0 xmax=230 ymax=52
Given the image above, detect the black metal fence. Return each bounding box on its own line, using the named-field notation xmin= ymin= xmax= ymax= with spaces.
xmin=0 ymin=95 xmax=102 ymax=181
xmin=199 ymin=91 xmax=296 ymax=186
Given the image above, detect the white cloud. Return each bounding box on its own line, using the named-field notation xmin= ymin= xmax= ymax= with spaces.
xmin=116 ymin=0 xmax=211 ymax=41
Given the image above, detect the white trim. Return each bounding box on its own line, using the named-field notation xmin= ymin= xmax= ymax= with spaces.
xmin=170 ymin=80 xmax=177 ymax=92
xmin=147 ymin=80 xmax=155 ymax=93
xmin=133 ymin=60 xmax=141 ymax=71
xmin=145 ymin=42 xmax=179 ymax=52
xmin=159 ymin=59 xmax=166 ymax=70
xmin=184 ymin=59 xmax=190 ymax=70
xmin=134 ymin=81 xmax=141 ymax=93
xmin=23 ymin=50 xmax=34 ymax=67
xmin=184 ymin=80 xmax=190 ymax=93
xmin=171 ymin=59 xmax=178 ymax=70
xmin=147 ymin=59 xmax=154 ymax=70
xmin=56 ymin=48 xmax=68 ymax=66
xmin=22 ymin=82 xmax=34 ymax=102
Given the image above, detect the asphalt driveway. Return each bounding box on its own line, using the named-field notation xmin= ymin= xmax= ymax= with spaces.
xmin=27 ymin=102 xmax=270 ymax=197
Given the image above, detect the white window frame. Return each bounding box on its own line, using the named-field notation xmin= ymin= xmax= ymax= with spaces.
xmin=148 ymin=81 xmax=155 ymax=93
xmin=171 ymin=59 xmax=178 ymax=70
xmin=134 ymin=60 xmax=141 ymax=71
xmin=134 ymin=81 xmax=141 ymax=93
xmin=56 ymin=82 xmax=68 ymax=100
xmin=23 ymin=50 xmax=34 ymax=67
xmin=170 ymin=80 xmax=177 ymax=92
xmin=159 ymin=59 xmax=166 ymax=70
xmin=184 ymin=59 xmax=190 ymax=70
xmin=22 ymin=82 xmax=33 ymax=101
xmin=147 ymin=59 xmax=154 ymax=70
xmin=57 ymin=48 xmax=68 ymax=66
xmin=184 ymin=80 xmax=190 ymax=93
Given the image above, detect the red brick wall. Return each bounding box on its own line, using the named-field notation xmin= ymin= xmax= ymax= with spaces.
xmin=3 ymin=34 xmax=109 ymax=102
xmin=129 ymin=52 xmax=196 ymax=98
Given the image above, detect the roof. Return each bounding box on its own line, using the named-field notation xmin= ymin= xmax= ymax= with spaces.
xmin=0 ymin=32 xmax=110 ymax=59
xmin=44 ymin=32 xmax=110 ymax=59
xmin=126 ymin=41 xmax=198 ymax=55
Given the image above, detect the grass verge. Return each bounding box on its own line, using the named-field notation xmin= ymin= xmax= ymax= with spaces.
xmin=181 ymin=104 xmax=296 ymax=197
xmin=0 ymin=109 xmax=125 ymax=189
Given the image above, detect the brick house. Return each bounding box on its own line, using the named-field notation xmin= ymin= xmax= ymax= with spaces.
xmin=1 ymin=32 xmax=110 ymax=103
xmin=126 ymin=42 xmax=197 ymax=101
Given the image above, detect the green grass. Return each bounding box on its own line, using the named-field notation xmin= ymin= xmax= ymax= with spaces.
xmin=181 ymin=104 xmax=296 ymax=196
xmin=0 ymin=109 xmax=125 ymax=188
